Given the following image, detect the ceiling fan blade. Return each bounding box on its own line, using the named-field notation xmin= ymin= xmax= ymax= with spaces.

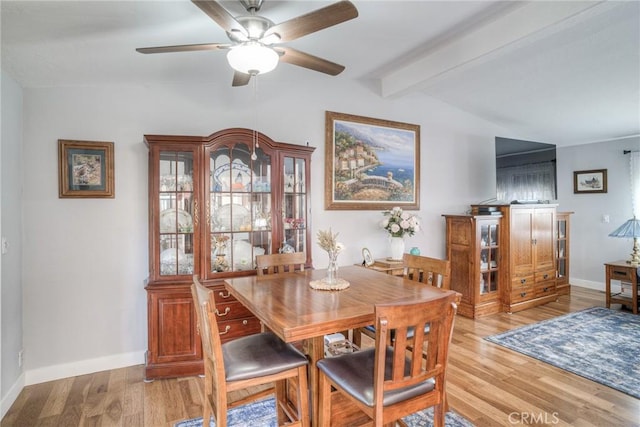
xmin=192 ymin=0 xmax=248 ymax=38
xmin=136 ymin=42 xmax=230 ymax=54
xmin=276 ymin=47 xmax=345 ymax=76
xmin=232 ymin=71 xmax=252 ymax=87
xmin=263 ymin=0 xmax=358 ymax=43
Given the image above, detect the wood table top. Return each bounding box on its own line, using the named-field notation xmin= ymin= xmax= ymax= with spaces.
xmin=224 ymin=265 xmax=457 ymax=343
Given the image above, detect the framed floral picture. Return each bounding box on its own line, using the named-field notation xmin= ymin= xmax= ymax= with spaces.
xmin=58 ymin=139 xmax=115 ymax=198
xmin=573 ymin=169 xmax=607 ymax=194
xmin=325 ymin=111 xmax=420 ymax=210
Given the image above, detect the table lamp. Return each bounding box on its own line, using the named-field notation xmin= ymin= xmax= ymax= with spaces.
xmin=608 ymin=217 xmax=640 ymax=266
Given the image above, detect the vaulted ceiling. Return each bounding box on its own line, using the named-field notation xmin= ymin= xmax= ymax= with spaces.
xmin=2 ymin=1 xmax=638 ymax=146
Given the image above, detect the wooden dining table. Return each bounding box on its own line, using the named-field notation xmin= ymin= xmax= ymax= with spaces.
xmin=224 ymin=265 xmax=459 ymax=426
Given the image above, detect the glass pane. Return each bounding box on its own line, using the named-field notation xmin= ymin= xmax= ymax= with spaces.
xmin=480 ymin=225 xmax=489 ymax=247
xmin=558 ymin=240 xmax=566 ymax=258
xmin=231 ymin=144 xmax=251 ymax=193
xmin=558 ymin=221 xmax=566 ymax=238
xmin=211 ymin=233 xmax=231 ymax=273
xmin=177 ymin=235 xmax=194 ymax=275
xmin=284 ymin=157 xmax=295 ymax=193
xmin=253 ymin=193 xmax=271 ymax=230
xmin=480 ymin=249 xmax=489 ymax=270
xmin=558 ymin=260 xmax=566 ymax=277
xmin=252 ymin=147 xmax=271 ymax=192
xmin=480 ymin=272 xmax=489 ymax=294
xmin=490 ymin=248 xmax=498 ymax=269
xmin=491 ymin=224 xmax=498 ymax=245
xmin=489 ymin=271 xmax=498 ymax=292
xmin=295 ymin=158 xmax=306 ymax=193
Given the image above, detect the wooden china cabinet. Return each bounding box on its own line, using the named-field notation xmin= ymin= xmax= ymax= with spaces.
xmin=443 ymin=214 xmax=503 ymax=318
xmin=144 ymin=128 xmax=315 ymax=380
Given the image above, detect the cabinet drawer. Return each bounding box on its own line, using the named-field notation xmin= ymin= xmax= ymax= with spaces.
xmin=511 ymin=286 xmax=534 ymax=303
xmin=511 ymin=275 xmax=534 ymax=288
xmin=219 ymin=317 xmax=262 ymax=342
xmin=535 ymin=269 xmax=556 ymax=283
xmin=610 ymin=267 xmax=634 ymax=281
xmin=534 ymin=282 xmax=556 ymax=297
xmin=214 ymin=300 xmax=255 ymax=320
xmin=211 ymin=286 xmax=236 ymax=304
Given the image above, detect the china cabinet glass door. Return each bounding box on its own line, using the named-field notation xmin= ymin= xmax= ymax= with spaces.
xmin=281 ymin=155 xmax=307 ymax=254
xmin=157 ymin=150 xmax=197 ymax=277
xmin=206 ymin=143 xmax=273 ymax=277
xmin=479 ymin=221 xmax=499 ymax=297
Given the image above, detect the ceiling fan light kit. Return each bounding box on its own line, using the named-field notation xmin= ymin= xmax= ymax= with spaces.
xmin=136 ymin=0 xmax=358 ymax=86
xmin=227 ymin=43 xmax=279 ymax=75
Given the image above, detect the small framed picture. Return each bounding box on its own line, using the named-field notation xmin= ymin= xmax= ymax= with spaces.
xmin=573 ymin=169 xmax=607 ymax=194
xmin=58 ymin=139 xmax=115 ymax=198
xmin=362 ymin=248 xmax=374 ymax=266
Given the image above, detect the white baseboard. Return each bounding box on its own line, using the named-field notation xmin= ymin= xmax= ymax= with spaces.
xmin=570 ymin=278 xmax=605 ymax=292
xmin=25 ymin=351 xmax=145 ymax=386
xmin=1 ymin=371 xmax=25 ymax=420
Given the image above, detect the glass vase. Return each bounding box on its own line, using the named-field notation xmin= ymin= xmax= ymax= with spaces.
xmin=325 ymin=250 xmax=339 ymax=284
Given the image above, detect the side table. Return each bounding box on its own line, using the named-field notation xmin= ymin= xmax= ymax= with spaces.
xmin=604 ymin=260 xmax=638 ymax=314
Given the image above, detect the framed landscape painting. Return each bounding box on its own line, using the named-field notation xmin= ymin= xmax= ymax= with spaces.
xmin=573 ymin=169 xmax=607 ymax=194
xmin=58 ymin=139 xmax=115 ymax=198
xmin=325 ymin=111 xmax=420 ymax=210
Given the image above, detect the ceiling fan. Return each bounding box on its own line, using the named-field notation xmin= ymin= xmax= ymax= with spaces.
xmin=136 ymin=0 xmax=358 ymax=86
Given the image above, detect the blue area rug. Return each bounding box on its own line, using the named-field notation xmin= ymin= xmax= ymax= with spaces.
xmin=485 ymin=306 xmax=640 ymax=399
xmin=175 ymin=396 xmax=474 ymax=427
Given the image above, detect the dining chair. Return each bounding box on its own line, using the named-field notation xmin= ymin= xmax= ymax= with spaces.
xmin=256 ymin=252 xmax=306 ymax=275
xmin=354 ymin=254 xmax=451 ymax=346
xmin=317 ymin=295 xmax=458 ymax=427
xmin=191 ymin=275 xmax=310 ymax=427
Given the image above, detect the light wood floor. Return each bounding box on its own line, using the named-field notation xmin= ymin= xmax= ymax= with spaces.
xmin=3 ymin=287 xmax=639 ymax=426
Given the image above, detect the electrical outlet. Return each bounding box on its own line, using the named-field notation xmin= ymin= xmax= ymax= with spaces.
xmin=18 ymin=350 xmax=23 ymax=368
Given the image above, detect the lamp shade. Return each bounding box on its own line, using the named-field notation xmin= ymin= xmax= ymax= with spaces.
xmin=609 ymin=217 xmax=640 ymax=266
xmin=227 ymin=43 xmax=279 ymax=75
xmin=608 ymin=218 xmax=640 ymax=238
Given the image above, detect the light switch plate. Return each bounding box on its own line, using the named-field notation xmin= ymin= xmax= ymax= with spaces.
xmin=1 ymin=237 xmax=8 ymax=254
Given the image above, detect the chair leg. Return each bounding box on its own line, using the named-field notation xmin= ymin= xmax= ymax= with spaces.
xmin=275 ymin=379 xmax=288 ymax=425
xmin=297 ymin=366 xmax=310 ymax=427
xmin=317 ymin=370 xmax=332 ymax=427
xmin=433 ymin=403 xmax=445 ymax=427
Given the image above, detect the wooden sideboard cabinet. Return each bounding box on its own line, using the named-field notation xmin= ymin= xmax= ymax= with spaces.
xmin=556 ymin=212 xmax=573 ymax=295
xmin=144 ymin=128 xmax=315 ymax=379
xmin=443 ymin=214 xmax=503 ymax=318
xmin=446 ymin=204 xmax=565 ymax=318
xmin=484 ymin=204 xmax=558 ymax=313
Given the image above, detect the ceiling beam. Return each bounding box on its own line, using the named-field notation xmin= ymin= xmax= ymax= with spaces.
xmin=380 ymin=1 xmax=608 ymax=98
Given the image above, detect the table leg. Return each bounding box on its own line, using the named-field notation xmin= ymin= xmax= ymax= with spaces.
xmin=605 ymin=266 xmax=611 ymax=309
xmin=305 ymin=336 xmax=324 ymax=427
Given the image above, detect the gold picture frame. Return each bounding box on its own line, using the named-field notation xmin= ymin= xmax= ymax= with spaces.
xmin=58 ymin=139 xmax=115 ymax=198
xmin=325 ymin=111 xmax=420 ymax=210
xmin=573 ymin=169 xmax=607 ymax=194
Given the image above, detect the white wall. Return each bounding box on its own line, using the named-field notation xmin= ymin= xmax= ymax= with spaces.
xmin=557 ymin=137 xmax=640 ymax=289
xmin=1 ymin=71 xmax=25 ymax=416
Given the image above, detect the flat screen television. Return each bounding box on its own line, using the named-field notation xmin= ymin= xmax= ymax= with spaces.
xmin=495 ymin=137 xmax=557 ymax=203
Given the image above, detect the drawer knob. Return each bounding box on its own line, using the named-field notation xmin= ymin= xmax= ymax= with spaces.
xmin=215 ymin=307 xmax=231 ymax=317
xmin=520 ymin=292 xmax=527 ymax=297
xmin=218 ymin=291 xmax=231 ymax=299
xmin=520 ymin=278 xmax=526 ymax=284
xmin=219 ymin=325 xmax=231 ymax=335
xmin=242 ymin=320 xmax=248 ymax=325
xmin=543 ymin=274 xmax=549 ymax=279
xmin=543 ymin=287 xmax=548 ymax=292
